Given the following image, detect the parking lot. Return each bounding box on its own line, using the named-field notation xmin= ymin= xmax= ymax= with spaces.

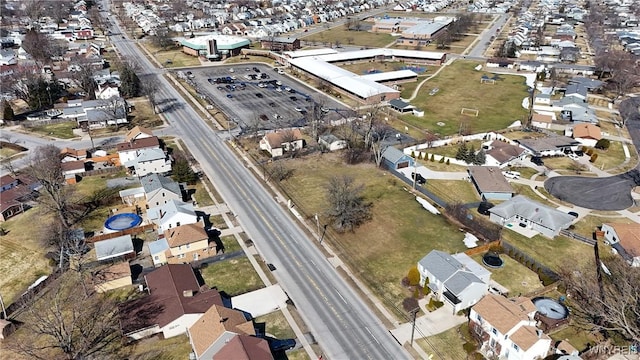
xmin=177 ymin=64 xmax=355 ymax=132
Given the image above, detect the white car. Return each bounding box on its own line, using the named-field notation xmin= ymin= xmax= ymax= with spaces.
xmin=502 ymin=171 xmax=521 ymax=179
xmin=567 ymin=153 xmax=579 ymax=161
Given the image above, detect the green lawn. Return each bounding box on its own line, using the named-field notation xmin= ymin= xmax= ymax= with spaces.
xmin=592 ymin=141 xmax=630 ymax=170
xmin=192 ymin=179 xmax=215 ymax=207
xmin=278 ymin=152 xmax=466 ymax=317
xmin=402 ymin=61 xmax=529 ymax=136
xmin=425 ymin=180 xmax=479 ymax=204
xmin=549 ymin=323 xmax=598 ymax=352
xmin=31 ymin=121 xmax=78 ymax=139
xmin=419 ymin=324 xmax=473 ymax=360
xmin=422 ymin=140 xmax=483 ymax=159
xmin=501 ymin=231 xmax=594 ymax=272
xmin=141 ymin=42 xmax=201 ymax=68
xmin=339 ymin=61 xmax=414 ymax=75
xmin=220 ymin=235 xmax=241 ymax=253
xmin=304 ymin=28 xmax=395 ymax=48
xmin=200 ymin=256 xmax=264 ymax=296
xmin=471 ymin=253 xmax=543 ymax=296
xmin=253 ymin=310 xmax=296 ymax=339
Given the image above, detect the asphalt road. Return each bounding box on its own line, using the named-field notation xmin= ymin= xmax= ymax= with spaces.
xmin=183 ymin=65 xmax=354 ymax=131
xmin=467 ymin=13 xmax=509 ymax=58
xmin=104 ymin=2 xmax=408 ymax=359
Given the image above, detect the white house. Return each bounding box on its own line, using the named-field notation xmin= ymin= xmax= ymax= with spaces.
xmin=124 ymin=148 xmax=171 ymax=178
xmin=0 ymin=49 xmax=17 ymax=66
xmin=484 ymin=141 xmax=527 ymax=168
xmin=141 ymin=173 xmax=183 ymax=208
xmin=96 ymin=83 xmax=120 ymax=100
xmin=417 ymin=250 xmax=490 ymax=313
xmin=489 ymin=195 xmax=575 ymax=238
xmin=531 ymin=113 xmax=553 ymax=129
xmin=259 ymin=129 xmax=305 ymax=157
xmin=470 ymin=294 xmax=552 ymax=360
xmin=117 ymin=136 xmax=161 ymax=165
xmin=120 ymin=264 xmax=222 ymax=340
xmin=601 ymin=223 xmax=640 ymax=266
xmin=147 ymin=199 xmax=198 ymax=233
xmin=569 ymin=123 xmax=602 ymax=148
xmin=318 ymin=134 xmax=347 ymax=151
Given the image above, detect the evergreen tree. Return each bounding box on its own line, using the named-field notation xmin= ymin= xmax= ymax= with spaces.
xmin=474 ymin=149 xmax=486 ymax=165
xmin=171 ymin=155 xmax=198 ymax=184
xmin=1 ymin=100 xmax=14 ymax=121
xmin=120 ymin=64 xmax=141 ymax=98
xmin=466 ymin=145 xmax=476 ymax=163
xmin=455 ymin=143 xmax=468 ymax=161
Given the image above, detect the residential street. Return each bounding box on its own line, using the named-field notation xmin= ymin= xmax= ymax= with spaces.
xmin=96 ymin=1 xmax=410 ymax=359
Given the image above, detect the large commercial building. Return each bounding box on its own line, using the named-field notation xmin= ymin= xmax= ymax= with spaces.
xmin=373 ymin=16 xmax=455 ymax=46
xmin=179 ymin=34 xmax=250 ymax=61
xmin=284 ymin=48 xmax=446 ymax=104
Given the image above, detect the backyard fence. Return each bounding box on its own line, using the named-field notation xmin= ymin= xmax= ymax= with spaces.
xmin=501 ymin=240 xmax=560 ymax=285
xmin=2 ymin=267 xmax=65 ymax=319
xmin=464 ymin=240 xmax=501 ymax=256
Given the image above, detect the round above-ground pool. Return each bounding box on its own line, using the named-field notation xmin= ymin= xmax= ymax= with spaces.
xmin=533 ymin=297 xmax=569 ymax=320
xmin=482 ymin=252 xmax=504 ymax=268
xmin=104 ymin=213 xmax=142 ymax=232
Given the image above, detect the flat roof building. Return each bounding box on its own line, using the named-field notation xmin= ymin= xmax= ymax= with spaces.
xmin=179 ymin=35 xmax=250 ymax=60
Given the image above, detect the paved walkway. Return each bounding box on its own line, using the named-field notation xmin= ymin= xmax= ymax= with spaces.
xmin=391 ymin=300 xmax=467 ymax=345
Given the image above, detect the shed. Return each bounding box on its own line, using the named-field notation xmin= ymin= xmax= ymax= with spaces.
xmin=389 ymin=99 xmax=416 ymax=113
xmin=382 ymin=147 xmax=414 ymax=170
xmin=94 ymin=234 xmax=134 ymax=261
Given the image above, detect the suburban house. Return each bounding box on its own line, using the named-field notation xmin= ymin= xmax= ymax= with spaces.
xmin=483 ymin=140 xmax=527 ymax=168
xmin=123 ymin=147 xmax=172 ymax=178
xmin=96 ymin=83 xmax=120 ymax=100
xmin=125 ymin=126 xmax=155 ymax=142
xmin=61 ymin=160 xmax=87 ymax=183
xmin=120 ymin=264 xmax=223 ymax=340
xmin=259 ymin=129 xmax=305 ymax=157
xmin=467 ymin=166 xmax=514 ymax=201
xmin=383 ymin=147 xmax=415 ymax=170
xmin=149 ymin=222 xmax=216 ymax=266
xmin=93 ymin=261 xmax=133 ymax=293
xmin=417 ymin=250 xmax=491 ymax=313
xmin=147 ymin=199 xmax=198 ymax=233
xmin=187 ymin=304 xmax=258 ymax=360
xmin=210 ymin=335 xmax=273 ymax=360
xmin=601 ymin=223 xmax=640 ymax=266
xmin=569 ymin=123 xmax=602 ymax=147
xmin=488 ymin=195 xmax=575 ymax=238
xmin=470 ymin=294 xmax=551 ymax=360
xmin=117 ymin=136 xmax=161 ymax=164
xmin=94 ymin=234 xmax=135 ymax=261
xmin=531 ymin=114 xmax=553 ymax=129
xmin=0 ymin=174 xmax=39 ymax=222
xmin=516 ymin=136 xmax=580 ymax=157
xmin=60 ymin=147 xmax=88 ymax=162
xmin=533 ymin=93 xmax=551 ymax=105
xmin=141 ymin=173 xmax=184 ymax=208
xmin=318 ymin=134 xmax=348 ymax=152
xmin=563 ymin=84 xmax=587 ymax=102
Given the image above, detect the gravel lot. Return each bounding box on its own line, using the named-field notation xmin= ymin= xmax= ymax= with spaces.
xmin=177 ymin=63 xmax=355 ymax=132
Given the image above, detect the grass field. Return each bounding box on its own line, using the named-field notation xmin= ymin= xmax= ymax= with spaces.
xmin=141 ymin=42 xmax=201 ymax=68
xmin=127 ymin=97 xmax=164 ymax=128
xmin=254 ymin=309 xmax=296 ymax=339
xmin=471 ymin=253 xmax=542 ymax=296
xmin=339 ymin=61 xmax=414 ymax=75
xmin=419 ymin=323 xmax=473 ymax=360
xmin=125 ymin=334 xmax=193 ymax=360
xmin=200 ymin=256 xmax=264 ymax=297
xmin=592 ymin=141 xmax=632 ymax=170
xmin=31 ymin=121 xmax=78 ymax=139
xmin=425 ymin=180 xmax=479 ymax=204
xmin=277 ymin=152 xmax=466 ymax=316
xmin=304 ymin=28 xmax=395 ymax=48
xmin=501 ymin=231 xmax=594 ymax=272
xmin=401 ymin=61 xmax=529 ymax=136
xmin=393 ymin=34 xmax=478 ymax=54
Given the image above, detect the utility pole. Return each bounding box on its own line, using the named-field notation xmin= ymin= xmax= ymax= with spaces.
xmin=319 ymin=224 xmax=328 ymax=245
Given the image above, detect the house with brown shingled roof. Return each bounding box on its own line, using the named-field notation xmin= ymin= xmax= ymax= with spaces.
xmin=187 ymin=304 xmax=259 ymax=360
xmin=570 ymin=123 xmax=602 ymax=147
xmin=484 ymin=140 xmax=526 ymax=168
xmin=259 ymin=129 xmax=304 ymax=158
xmin=157 ymin=222 xmax=216 ymax=265
xmin=601 ymin=223 xmax=640 ymax=267
xmin=470 ymin=294 xmax=551 ymax=360
xmin=213 ymin=335 xmax=273 ymax=360
xmin=119 ymin=264 xmax=222 ymax=340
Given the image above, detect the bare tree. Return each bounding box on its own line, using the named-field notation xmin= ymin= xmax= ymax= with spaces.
xmin=70 ymin=59 xmax=99 ymax=100
xmin=5 ymin=272 xmax=123 ymax=360
xmin=279 ymin=129 xmax=303 ymax=158
xmin=140 ymin=75 xmax=161 ymax=113
xmin=325 ymin=175 xmax=372 ymax=232
xmin=24 ymin=145 xmax=79 ymax=230
xmin=560 ymin=255 xmax=640 ymax=342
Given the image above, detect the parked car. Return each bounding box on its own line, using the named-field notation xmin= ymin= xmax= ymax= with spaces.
xmin=567 ymin=153 xmax=579 ymax=161
xmin=568 ymin=211 xmax=579 ymax=218
xmin=290 ymin=96 xmax=298 ymax=101
xmin=269 ymin=339 xmax=296 ymax=352
xmin=255 ymin=93 xmax=264 ymax=98
xmin=575 ymin=150 xmax=585 ymax=157
xmin=502 ymin=171 xmax=520 ymax=179
xmin=294 ymin=106 xmax=304 ymax=112
xmin=253 ymin=67 xmax=260 ymax=73
xmin=411 ymin=172 xmax=426 ymax=185
xmin=259 ymin=114 xmax=269 ymax=121
xmin=226 ymin=94 xmax=233 ymax=98
xmin=531 ymin=157 xmax=544 ymax=166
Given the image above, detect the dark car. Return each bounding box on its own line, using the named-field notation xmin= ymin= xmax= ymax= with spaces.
xmin=259 ymin=114 xmax=269 ymax=121
xmin=207 ymin=78 xmax=215 ymax=84
xmin=531 ymin=157 xmax=544 ymax=166
xmin=269 ymin=338 xmax=295 ymax=352
xmin=575 ymin=150 xmax=585 ymax=156
xmin=268 ymin=102 xmax=276 ymax=107
xmin=226 ymin=94 xmax=233 ymax=98
xmin=290 ymin=96 xmax=298 ymax=101
xmin=253 ymin=67 xmax=260 ymax=73
xmin=411 ymin=172 xmax=426 ymax=185
xmin=255 ymin=93 xmax=264 ymax=98
xmin=568 ymin=211 xmax=579 ymax=218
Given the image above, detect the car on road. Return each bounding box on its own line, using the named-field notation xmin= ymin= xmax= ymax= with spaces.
xmin=531 ymin=156 xmax=544 ymax=166
xmin=259 ymin=114 xmax=269 ymax=121
xmin=229 ymin=68 xmax=234 ymax=73
xmin=502 ymin=171 xmax=520 ymax=179
xmin=276 ymin=80 xmax=282 ymax=86
xmin=411 ymin=172 xmax=426 ymax=185
xmin=321 ymin=107 xmax=330 ymax=113
xmin=273 ymin=114 xmax=281 ymax=119
xmin=245 ymin=67 xmax=251 ymax=71
xmin=255 ymin=93 xmax=264 ymax=98
xmin=287 ymin=88 xmax=296 ymax=93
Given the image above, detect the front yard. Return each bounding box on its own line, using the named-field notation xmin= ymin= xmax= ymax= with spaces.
xmin=200 ymin=256 xmax=264 ymax=297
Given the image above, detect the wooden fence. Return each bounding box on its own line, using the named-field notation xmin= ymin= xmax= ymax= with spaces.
xmin=87 ymin=223 xmax=155 ymax=243
xmin=464 ymin=240 xmax=501 ymax=256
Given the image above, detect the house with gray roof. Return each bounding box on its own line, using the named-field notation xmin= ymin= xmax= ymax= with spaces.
xmin=516 ymin=136 xmax=580 ymax=157
xmin=94 ymin=235 xmax=135 ymax=261
xmin=147 ymin=199 xmax=198 ymax=233
xmin=488 ymin=195 xmax=574 ymax=238
xmin=564 ymin=83 xmax=587 ymax=102
xmin=467 ymin=166 xmax=514 ymax=201
xmin=318 ymin=134 xmax=347 ymax=152
xmin=382 ymin=146 xmax=414 ymax=170
xmin=417 ymin=250 xmax=490 ymax=313
xmin=141 ymin=173 xmax=183 ymax=208
xmin=124 ymin=148 xmax=171 ymax=178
